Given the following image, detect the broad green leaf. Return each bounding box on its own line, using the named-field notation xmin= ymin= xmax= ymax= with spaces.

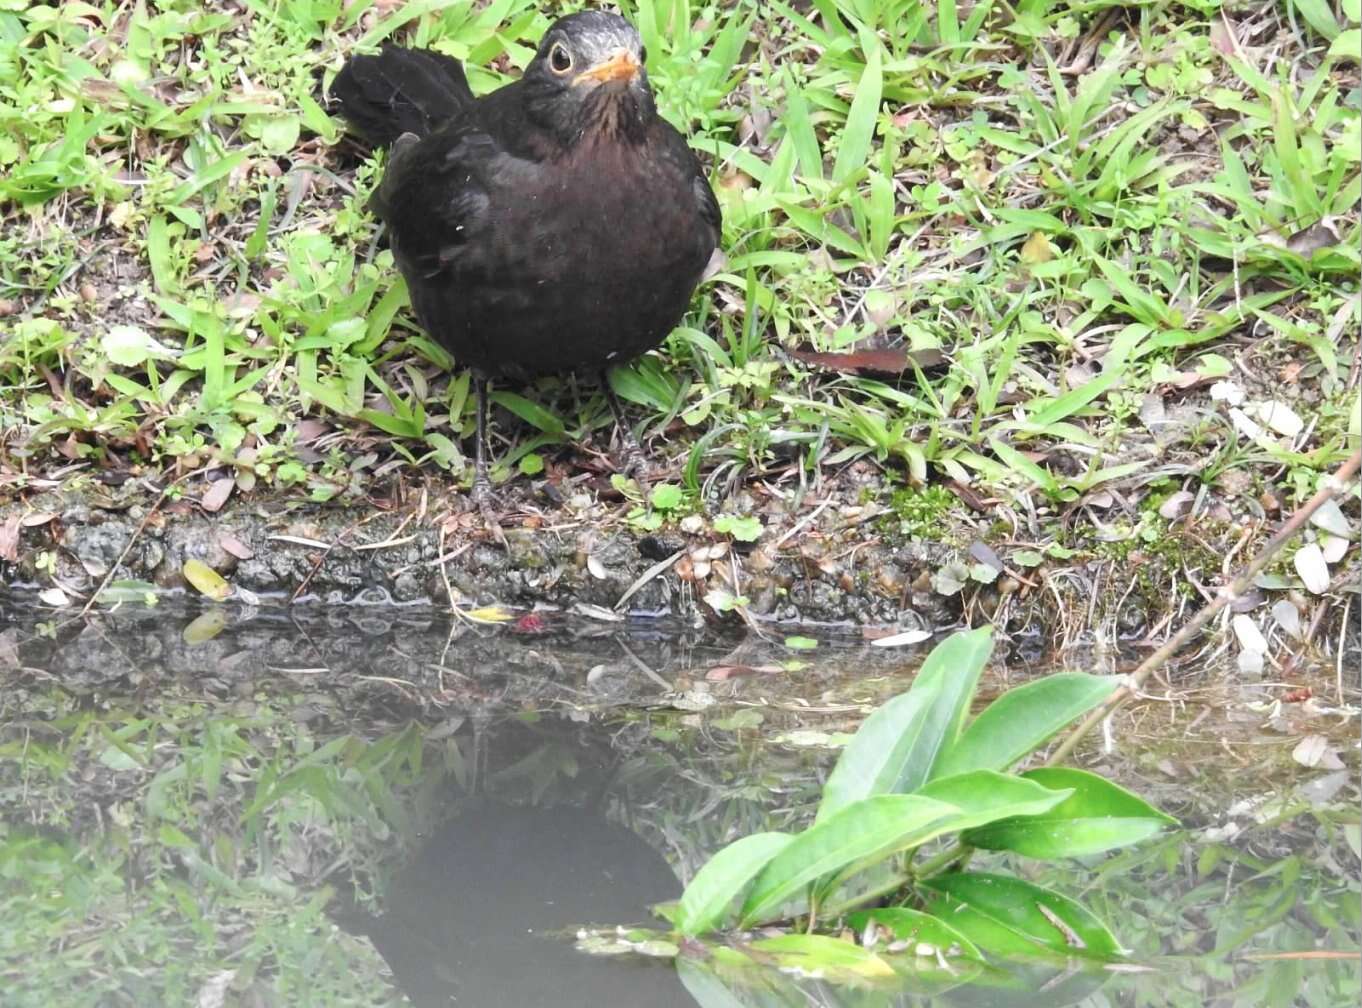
xmin=846 ymin=907 xmax=984 ymax=961
xmin=917 ymin=771 xmax=1073 ymax=831
xmin=817 ymin=678 xmax=943 ymax=822
xmin=819 ymin=627 xmax=993 ymax=820
xmin=747 ymin=934 xmax=896 ymax=979
xmin=920 ymin=872 xmax=1121 ymax=960
xmin=182 ymin=559 xmax=231 ymax=602
xmin=933 ymin=673 xmax=1119 ymax=778
xmin=740 ymin=795 xmax=959 ymax=927
xmin=963 ymin=767 xmax=1177 ymax=858
xmin=816 ymin=773 xmax=1071 ymax=904
xmin=675 ymin=833 xmax=793 ymax=936
xmin=911 ymin=626 xmax=994 ymax=776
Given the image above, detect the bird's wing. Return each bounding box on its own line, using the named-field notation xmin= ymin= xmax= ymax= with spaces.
xmin=371 ymin=122 xmax=503 ymax=277
xmin=653 ymin=121 xmax=721 ymax=243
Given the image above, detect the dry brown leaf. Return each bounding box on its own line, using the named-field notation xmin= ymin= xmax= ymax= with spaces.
xmin=201 ymin=477 xmax=235 ymax=513
xmin=0 ymin=515 xmax=19 ymax=564
xmin=790 ymin=346 xmax=946 ymax=378
xmin=218 ymin=534 xmax=255 ymax=560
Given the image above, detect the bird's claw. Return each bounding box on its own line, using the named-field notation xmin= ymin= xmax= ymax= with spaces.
xmin=470 ymin=477 xmax=508 ymax=547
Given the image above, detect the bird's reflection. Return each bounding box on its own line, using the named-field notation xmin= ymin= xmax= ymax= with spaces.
xmin=333 ymin=719 xmax=696 ymax=1007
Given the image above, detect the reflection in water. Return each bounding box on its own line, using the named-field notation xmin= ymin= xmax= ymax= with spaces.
xmin=340 ymin=800 xmax=692 ymax=1007
xmin=329 ymin=717 xmax=695 ymax=1007
xmin=0 ymin=597 xmax=1357 ymax=1006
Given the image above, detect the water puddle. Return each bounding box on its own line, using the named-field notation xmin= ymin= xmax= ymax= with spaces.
xmin=1 ymin=598 xmax=1357 ymax=1005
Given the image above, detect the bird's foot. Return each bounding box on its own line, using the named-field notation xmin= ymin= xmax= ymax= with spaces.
xmin=470 ymin=475 xmax=508 ymax=547
xmin=613 ymin=432 xmax=660 ymax=485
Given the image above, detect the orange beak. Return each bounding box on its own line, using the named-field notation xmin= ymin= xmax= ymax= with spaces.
xmin=574 ymin=50 xmax=641 ymax=85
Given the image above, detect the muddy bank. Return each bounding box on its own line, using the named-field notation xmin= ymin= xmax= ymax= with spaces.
xmin=0 ymin=479 xmax=1354 ymax=661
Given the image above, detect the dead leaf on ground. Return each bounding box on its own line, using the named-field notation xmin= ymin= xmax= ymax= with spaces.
xmin=183 ymin=559 xmax=232 ymax=601
xmin=705 ymin=664 xmax=782 ymax=681
xmin=201 ymin=477 xmax=234 ymax=513
xmin=0 ymin=515 xmax=19 ymax=563
xmin=790 ymin=346 xmax=947 ymax=378
xmin=1020 ymin=230 xmax=1055 ymax=264
xmin=870 ymin=629 xmax=933 ymax=648
xmin=1292 ymin=735 xmax=1345 ymax=770
xmin=1293 ymin=544 xmax=1330 ymax=594
xmin=1159 ymin=491 xmax=1195 ymax=520
xmin=1261 ymin=217 xmax=1345 ymax=257
xmin=219 ymin=534 xmax=254 ymax=560
xmin=38 ymin=586 xmax=70 ymax=607
xmin=1309 ymin=499 xmax=1353 ymax=539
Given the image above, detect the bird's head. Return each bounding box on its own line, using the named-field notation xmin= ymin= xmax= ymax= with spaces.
xmin=522 ymin=11 xmax=655 ymax=146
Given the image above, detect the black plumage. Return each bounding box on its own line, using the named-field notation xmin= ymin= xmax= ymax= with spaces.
xmin=329 ymin=12 xmax=721 ymax=505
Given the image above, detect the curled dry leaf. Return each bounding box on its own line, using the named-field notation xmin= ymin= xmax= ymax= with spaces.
xmin=1293 ymin=543 xmax=1330 ymax=594
xmin=20 ymin=511 xmax=57 ymax=527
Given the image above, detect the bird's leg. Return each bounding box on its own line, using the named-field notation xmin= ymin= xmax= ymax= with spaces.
xmin=602 ymin=372 xmax=651 ymax=481
xmin=471 ymin=376 xmax=503 ymax=533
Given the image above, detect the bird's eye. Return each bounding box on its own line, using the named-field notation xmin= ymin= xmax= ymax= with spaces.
xmin=549 ymin=42 xmax=572 ymax=74
xmin=639 ymin=45 xmax=648 ymax=65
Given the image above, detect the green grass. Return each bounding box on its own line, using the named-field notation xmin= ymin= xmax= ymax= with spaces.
xmin=0 ymin=0 xmax=1358 ymax=518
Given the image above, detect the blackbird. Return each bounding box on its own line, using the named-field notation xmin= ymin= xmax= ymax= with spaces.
xmin=329 ymin=11 xmax=721 ymax=507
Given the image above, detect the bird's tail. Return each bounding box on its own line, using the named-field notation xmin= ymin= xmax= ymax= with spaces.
xmin=329 ymin=45 xmax=474 ymax=148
